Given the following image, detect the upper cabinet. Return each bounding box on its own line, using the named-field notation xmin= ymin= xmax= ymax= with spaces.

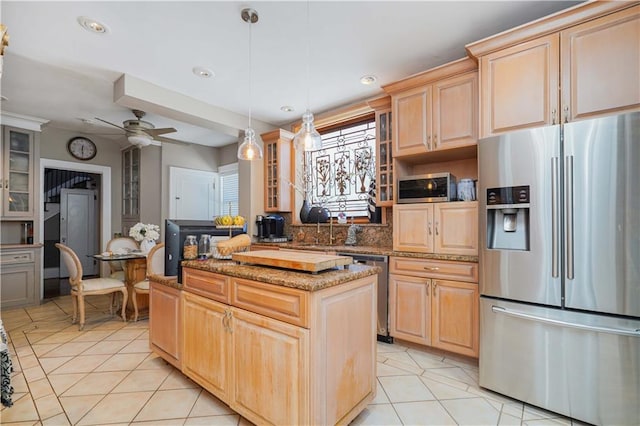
xmin=262 ymin=129 xmax=293 ymax=212
xmin=368 ymin=96 xmax=394 ymax=207
xmin=1 ymin=126 xmax=36 ymax=219
xmin=468 ymin=3 xmax=639 ymax=138
xmin=383 ymin=58 xmax=478 ymax=159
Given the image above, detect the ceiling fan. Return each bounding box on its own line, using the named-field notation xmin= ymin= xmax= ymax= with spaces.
xmin=94 ymin=109 xmax=178 ymax=147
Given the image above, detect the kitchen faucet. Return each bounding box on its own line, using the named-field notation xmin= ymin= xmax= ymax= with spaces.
xmin=316 ymin=207 xmax=335 ymax=245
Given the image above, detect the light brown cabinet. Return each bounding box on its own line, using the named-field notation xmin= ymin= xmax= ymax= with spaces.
xmin=262 ymin=129 xmax=293 ymax=212
xmin=375 ymin=108 xmax=394 ymax=206
xmin=1 ymin=126 xmax=36 ymax=219
xmin=393 ymin=202 xmax=478 ymax=256
xmin=149 ymin=281 xmax=182 ymax=369
xmin=475 ymin=4 xmax=639 ymax=137
xmin=389 ymin=68 xmax=478 ymax=158
xmin=389 ymin=256 xmax=479 ymax=357
xmin=180 ymin=267 xmax=376 ymax=426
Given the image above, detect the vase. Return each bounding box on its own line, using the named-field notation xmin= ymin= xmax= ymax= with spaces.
xmin=299 ymin=199 xmax=311 ymax=223
xmin=140 ymin=238 xmax=156 ymax=254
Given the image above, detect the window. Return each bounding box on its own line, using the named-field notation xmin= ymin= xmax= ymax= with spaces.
xmin=219 ymin=163 xmax=239 ymax=216
xmin=304 ymin=119 xmax=376 ymax=217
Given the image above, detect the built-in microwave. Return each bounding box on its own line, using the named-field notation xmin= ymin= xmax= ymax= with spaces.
xmin=397 ymin=173 xmax=457 ymax=203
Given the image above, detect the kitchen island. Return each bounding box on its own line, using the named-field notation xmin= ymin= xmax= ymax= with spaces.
xmin=150 ymin=256 xmax=379 ymax=426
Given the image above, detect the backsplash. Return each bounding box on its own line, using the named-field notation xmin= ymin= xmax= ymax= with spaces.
xmin=280 ymin=208 xmax=393 ymax=247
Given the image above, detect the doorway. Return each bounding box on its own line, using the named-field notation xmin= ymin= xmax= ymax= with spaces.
xmin=40 ymin=159 xmax=112 ymax=300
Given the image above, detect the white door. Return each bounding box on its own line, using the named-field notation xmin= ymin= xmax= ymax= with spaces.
xmin=60 ymin=188 xmax=98 ymax=277
xmin=169 ymin=167 xmax=218 ymax=220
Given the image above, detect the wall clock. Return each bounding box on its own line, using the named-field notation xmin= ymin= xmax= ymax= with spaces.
xmin=67 ymin=136 xmax=97 ymax=161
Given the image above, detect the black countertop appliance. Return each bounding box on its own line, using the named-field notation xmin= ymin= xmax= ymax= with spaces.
xmin=260 ymin=214 xmax=286 ymax=242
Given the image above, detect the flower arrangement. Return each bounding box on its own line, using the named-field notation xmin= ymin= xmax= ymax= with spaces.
xmin=129 ymin=223 xmax=160 ymax=242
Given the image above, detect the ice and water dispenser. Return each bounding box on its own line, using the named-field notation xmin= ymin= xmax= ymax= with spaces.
xmin=486 ymin=186 xmax=530 ymax=251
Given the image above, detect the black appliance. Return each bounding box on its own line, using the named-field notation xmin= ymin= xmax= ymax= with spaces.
xmin=165 ymin=219 xmax=246 ymax=282
xmin=259 ymin=214 xmax=286 ymax=242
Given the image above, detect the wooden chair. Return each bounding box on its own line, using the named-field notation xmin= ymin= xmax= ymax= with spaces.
xmin=55 ymin=243 xmax=128 ymax=330
xmin=132 ymin=243 xmax=164 ymax=322
xmin=105 ymin=237 xmax=139 ymax=281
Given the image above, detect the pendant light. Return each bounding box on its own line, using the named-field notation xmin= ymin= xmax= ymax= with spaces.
xmin=237 ymin=8 xmax=263 ymax=161
xmin=293 ymin=0 xmax=322 ymax=152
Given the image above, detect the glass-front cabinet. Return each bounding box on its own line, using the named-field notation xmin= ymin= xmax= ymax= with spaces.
xmin=2 ymin=126 xmax=35 ymax=218
xmin=262 ymin=129 xmax=293 ymax=212
xmin=376 ymin=108 xmax=394 ymax=206
xmin=122 ymin=147 xmax=140 ymax=226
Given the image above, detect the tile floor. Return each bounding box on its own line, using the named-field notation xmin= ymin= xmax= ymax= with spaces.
xmin=0 ymin=295 xmax=585 ymax=426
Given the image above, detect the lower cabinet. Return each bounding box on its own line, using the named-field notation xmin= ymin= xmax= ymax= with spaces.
xmin=389 ymin=256 xmax=479 ymax=357
xmin=149 ymin=282 xmax=182 ymax=369
xmin=179 ymin=268 xmax=376 ymax=426
xmin=1 ymin=247 xmax=40 ymax=309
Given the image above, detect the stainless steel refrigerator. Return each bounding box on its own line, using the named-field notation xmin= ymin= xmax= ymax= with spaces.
xmin=478 ymin=112 xmax=639 ymax=425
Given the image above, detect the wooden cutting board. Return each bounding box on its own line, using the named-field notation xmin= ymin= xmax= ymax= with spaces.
xmin=232 ymin=250 xmax=352 ymax=273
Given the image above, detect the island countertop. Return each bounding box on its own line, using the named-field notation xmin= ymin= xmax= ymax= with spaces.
xmin=181 ymin=259 xmax=380 ymax=292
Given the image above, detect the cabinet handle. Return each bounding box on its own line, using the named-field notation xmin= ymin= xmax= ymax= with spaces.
xmin=426 ymin=281 xmax=430 ymax=296
xmin=226 ymin=310 xmax=233 ymax=334
xmin=551 ymin=108 xmax=557 ymax=125
xmin=433 ymin=134 xmax=437 ymax=147
xmin=435 ymin=222 xmax=439 ymax=236
xmin=563 ymin=105 xmax=569 ymax=123
xmin=222 ymin=310 xmax=232 ymax=333
xmin=433 ymin=283 xmax=437 ymax=296
xmin=428 ymin=221 xmax=432 ymax=235
xmin=424 ymin=266 xmax=440 ymax=271
xmin=426 ymin=135 xmax=432 ymax=150
xmin=4 ymin=180 xmax=7 ymax=189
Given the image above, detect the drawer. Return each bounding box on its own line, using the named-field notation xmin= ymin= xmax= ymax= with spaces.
xmin=390 ymin=256 xmax=478 ymax=283
xmin=182 ymin=268 xmax=230 ymax=304
xmin=0 ymin=250 xmax=35 ymax=265
xmin=231 ymin=278 xmax=309 ymax=328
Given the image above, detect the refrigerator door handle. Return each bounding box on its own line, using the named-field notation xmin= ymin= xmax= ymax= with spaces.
xmin=491 ymin=306 xmax=640 ymax=337
xmin=565 ymin=155 xmax=575 ymax=280
xmin=551 ymin=157 xmax=560 ymax=278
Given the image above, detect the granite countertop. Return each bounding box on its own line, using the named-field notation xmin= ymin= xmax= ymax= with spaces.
xmin=272 ymin=243 xmax=479 ymax=263
xmin=148 ymin=274 xmax=180 ymax=289
xmin=181 ymin=259 xmax=380 ymax=292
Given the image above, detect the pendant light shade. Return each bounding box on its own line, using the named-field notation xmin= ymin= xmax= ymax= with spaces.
xmin=294 ymin=109 xmax=322 ymax=151
xmin=237 ymin=127 xmax=262 ymax=160
xmin=294 ymin=0 xmax=322 ymax=152
xmin=237 ymin=8 xmax=262 ymax=161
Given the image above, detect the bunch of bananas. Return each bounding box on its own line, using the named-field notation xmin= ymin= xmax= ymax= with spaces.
xmin=215 ymin=215 xmax=246 ymax=227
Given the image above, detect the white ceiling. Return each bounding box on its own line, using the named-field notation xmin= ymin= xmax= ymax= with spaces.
xmin=1 ymin=1 xmax=581 ymax=148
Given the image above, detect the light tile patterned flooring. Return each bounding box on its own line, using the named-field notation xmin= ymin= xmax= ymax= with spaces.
xmin=0 ymin=295 xmax=585 ymax=426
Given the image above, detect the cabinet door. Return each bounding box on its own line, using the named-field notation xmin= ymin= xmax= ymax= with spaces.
xmin=433 ymin=71 xmax=478 ymax=150
xmin=389 ymin=274 xmax=430 ymax=345
xmin=480 ymin=34 xmax=560 ymax=137
xmin=561 ymin=5 xmax=640 ymax=123
xmin=434 ymin=201 xmax=478 ymax=256
xmin=231 ymin=307 xmax=309 ymax=426
xmin=181 ymin=292 xmax=231 ymax=401
xmin=263 ymin=131 xmax=293 ymax=213
xmin=431 ymin=279 xmax=478 ymax=357
xmin=393 ymin=204 xmax=434 ymax=253
xmin=375 ymin=109 xmax=394 ymax=206
xmin=393 ymin=86 xmax=431 ymax=157
xmin=2 ymin=126 xmax=35 ymax=218
xmin=149 ymin=282 xmax=181 ymax=368
xmin=0 ymin=262 xmax=36 ymax=309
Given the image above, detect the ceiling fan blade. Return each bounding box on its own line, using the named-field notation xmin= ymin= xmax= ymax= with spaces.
xmin=146 ymin=127 xmax=177 ymax=136
xmin=94 ymin=117 xmax=128 ymax=131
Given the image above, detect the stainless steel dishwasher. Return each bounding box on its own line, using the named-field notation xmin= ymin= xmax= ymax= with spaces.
xmin=336 ymin=252 xmax=392 ymax=343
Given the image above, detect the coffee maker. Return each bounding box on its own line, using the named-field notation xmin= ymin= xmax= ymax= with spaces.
xmin=257 ymin=214 xmax=286 ymax=242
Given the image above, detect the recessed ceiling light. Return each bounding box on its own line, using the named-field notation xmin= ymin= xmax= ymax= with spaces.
xmin=360 ymin=75 xmax=377 ymax=85
xmin=193 ymin=66 xmax=215 ymax=78
xmin=77 ymin=16 xmax=108 ymax=34
xmin=280 ymin=105 xmax=294 ymax=113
